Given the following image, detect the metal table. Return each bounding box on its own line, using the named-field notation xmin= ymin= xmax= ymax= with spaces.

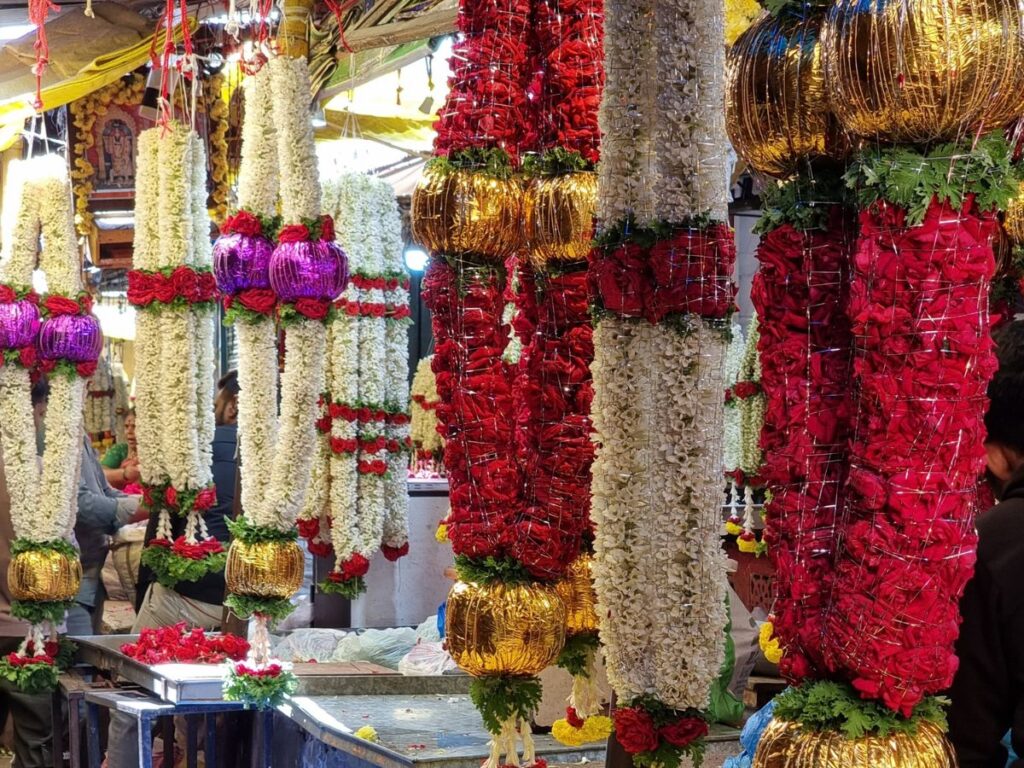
xmin=274 ymin=694 xmax=606 ymax=768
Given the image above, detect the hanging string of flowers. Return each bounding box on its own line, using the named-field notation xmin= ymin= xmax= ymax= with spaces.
xmin=0 ymin=157 xmax=100 ymax=692
xmin=588 ymin=0 xmax=734 ymax=761
xmin=130 ymin=123 xmax=223 ymax=589
xmin=410 ymin=356 xmax=444 ymax=472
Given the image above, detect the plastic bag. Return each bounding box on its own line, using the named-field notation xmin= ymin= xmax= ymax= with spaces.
xmin=397 ymin=641 xmax=458 ymax=676
xmin=272 ymin=629 xmax=351 ymax=662
xmin=709 ymin=594 xmax=745 ymax=726
xmin=415 ymin=615 xmax=441 ymax=644
xmin=723 ymin=700 xmax=775 ymax=768
xmin=331 ymin=627 xmax=417 ymax=670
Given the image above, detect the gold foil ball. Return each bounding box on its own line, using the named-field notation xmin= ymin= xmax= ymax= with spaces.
xmin=1004 ymin=180 xmax=1024 ymax=244
xmin=445 ymin=580 xmax=566 ymax=677
xmin=411 ymin=167 xmax=522 ymax=262
xmin=225 ymin=540 xmax=304 ymax=599
xmin=8 ymin=549 xmax=82 ymax=602
xmin=726 ymin=12 xmax=841 ymax=177
xmin=555 ymin=553 xmax=599 ymax=637
xmin=822 ymin=0 xmax=1024 ymax=142
xmin=753 ymin=719 xmax=957 ymax=768
xmin=525 ymin=173 xmax=597 ymax=266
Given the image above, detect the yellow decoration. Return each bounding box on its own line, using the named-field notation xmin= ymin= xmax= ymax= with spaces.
xmin=435 ymin=523 xmax=449 ymax=544
xmin=554 ymin=553 xmax=599 ymax=637
xmin=822 ymin=0 xmax=1024 ymax=143
xmin=752 ymin=719 xmax=956 ymax=768
xmin=8 ymin=550 xmax=82 ymax=602
xmin=726 ymin=12 xmax=841 ymax=177
xmin=1004 ymin=181 xmax=1024 ymax=244
xmin=445 ymin=580 xmax=566 ymax=677
xmin=524 ymin=173 xmax=597 ymax=267
xmin=225 ymin=540 xmax=304 ymax=599
xmin=738 ymin=535 xmax=759 ymax=554
xmin=725 ymin=520 xmax=743 ymax=536
xmin=551 ymin=715 xmax=614 ymax=747
xmin=726 ymin=0 xmax=763 ymax=45
xmin=411 ymin=167 xmax=523 ymax=263
xmin=354 ymin=726 xmax=379 ymax=743
xmin=759 ymin=621 xmax=783 ymax=665
xmin=202 ymin=73 xmax=230 ymax=227
xmin=411 ymin=356 xmax=444 ymax=457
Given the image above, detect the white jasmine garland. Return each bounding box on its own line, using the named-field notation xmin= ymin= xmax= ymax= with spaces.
xmin=270 ymin=56 xmax=320 ymax=223
xmin=738 ymin=315 xmax=764 ymax=478
xmin=84 ymin=357 xmax=115 ymax=436
xmin=410 ymin=356 xmax=443 ymax=457
xmin=191 ymin=136 xmax=216 ymax=484
xmin=0 ymin=159 xmax=40 ymax=286
xmin=236 ymin=67 xmax=278 ymax=217
xmin=236 ymin=319 xmax=280 ymax=526
xmin=723 ymin=323 xmax=744 ymax=476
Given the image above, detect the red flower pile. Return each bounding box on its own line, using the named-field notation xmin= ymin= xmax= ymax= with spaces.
xmin=821 ymin=197 xmax=998 ymax=715
xmin=613 ymin=706 xmax=708 ymax=756
xmin=531 ymin=0 xmax=604 ymax=163
xmin=423 ymin=259 xmax=522 ymax=562
xmin=433 ymin=0 xmax=532 ymax=160
xmin=127 ymin=267 xmax=218 ymax=309
xmin=511 ymin=266 xmax=594 ymax=578
xmin=589 ymin=225 xmax=737 ymax=323
xmin=121 ymin=623 xmax=249 ymax=665
xmin=751 ymin=206 xmax=854 ymax=683
xmin=148 ymin=536 xmax=225 ymax=561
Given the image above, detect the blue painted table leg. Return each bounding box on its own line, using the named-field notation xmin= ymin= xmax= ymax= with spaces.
xmin=204 ymin=714 xmax=216 ymax=768
xmin=139 ymin=713 xmax=154 ymax=768
xmin=186 ymin=716 xmax=198 ymax=768
xmin=86 ymin=702 xmax=101 ymax=768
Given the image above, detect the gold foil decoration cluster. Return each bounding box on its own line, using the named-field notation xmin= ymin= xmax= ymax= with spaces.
xmin=8 ymin=550 xmax=82 ymax=602
xmin=1004 ymin=180 xmax=1024 ymax=243
xmin=821 ymin=0 xmax=1024 ymax=142
xmin=446 ymin=580 xmax=567 ymax=677
xmin=525 ymin=173 xmax=598 ymax=266
xmin=411 ymin=167 xmax=523 ymax=262
xmin=225 ymin=540 xmax=305 ymax=599
xmin=555 ymin=552 xmax=600 ymax=637
xmin=726 ymin=12 xmax=841 ymax=177
xmin=753 ymin=719 xmax=957 ymax=768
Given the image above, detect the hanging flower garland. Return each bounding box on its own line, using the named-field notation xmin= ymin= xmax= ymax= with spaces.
xmin=589 ymin=0 xmax=734 ymax=761
xmin=129 ymin=123 xmax=224 ymax=589
xmin=84 ymin=357 xmax=115 ymax=439
xmin=722 ymin=321 xmax=745 ymax=480
xmin=749 ymin=174 xmax=854 ymax=682
xmin=735 ymin=315 xmax=765 ymax=485
xmin=0 ymin=157 xmax=99 ymax=691
xmin=410 ymin=355 xmax=444 ymax=470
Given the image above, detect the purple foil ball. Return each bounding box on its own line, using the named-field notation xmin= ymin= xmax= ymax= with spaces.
xmin=269 ymin=239 xmax=348 ymax=303
xmin=38 ymin=314 xmax=102 ymax=363
xmin=213 ymin=233 xmax=274 ymax=295
xmin=0 ymin=300 xmax=40 ymax=350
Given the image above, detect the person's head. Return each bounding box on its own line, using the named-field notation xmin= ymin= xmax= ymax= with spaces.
xmin=124 ymin=410 xmax=136 ymax=446
xmin=31 ymin=377 xmax=49 ymax=424
xmin=985 ymin=320 xmax=1024 ymax=489
xmin=215 ymin=370 xmax=239 ymax=426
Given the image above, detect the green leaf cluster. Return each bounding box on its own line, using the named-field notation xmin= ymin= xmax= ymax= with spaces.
xmin=11 ymin=538 xmax=77 ymax=560
xmin=227 ymin=518 xmax=298 ymax=545
xmin=845 ymin=134 xmax=1019 ymax=225
xmin=223 ymin=667 xmax=298 ymax=710
xmin=772 ymin=680 xmax=949 ymax=739
xmin=0 ymin=657 xmax=59 ymax=694
xmin=594 ymin=215 xmax=717 ymax=250
xmin=755 ymin=172 xmax=849 ymax=234
xmin=556 ymin=632 xmax=599 ymax=678
xmin=521 ymin=149 xmax=593 ymax=176
xmin=11 ymin=600 xmax=73 ymax=625
xmin=428 ymin=148 xmax=515 ymax=179
xmin=140 ymin=546 xmax=227 ymax=589
xmin=224 ymin=594 xmax=295 ymax=624
xmin=318 ymin=576 xmax=367 ymax=600
xmin=454 ymin=555 xmax=535 ymax=585
xmin=624 ymin=696 xmax=709 ymax=768
xmin=469 ymin=676 xmax=543 ymax=735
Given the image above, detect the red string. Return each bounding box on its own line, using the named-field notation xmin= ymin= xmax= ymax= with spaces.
xmin=28 ymin=0 xmax=59 ymax=111
xmin=241 ymin=0 xmax=274 ymax=75
xmin=323 ymin=0 xmax=360 ymax=54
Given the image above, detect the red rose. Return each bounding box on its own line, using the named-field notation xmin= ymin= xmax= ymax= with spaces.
xmin=613 ymin=708 xmax=659 ymax=754
xmin=18 ymin=346 xmax=36 ymax=368
xmin=565 ymin=707 xmax=585 ymax=729
xmin=80 ymin=293 xmax=94 ymax=314
xmin=165 ymin=486 xmax=179 ymax=508
xmin=197 ymin=272 xmax=217 ymax=301
xmin=297 ymin=518 xmax=320 ymax=540
xmin=237 ymin=289 xmax=277 ymax=315
xmin=43 ymin=295 xmax=81 ymax=316
xmin=341 ymin=554 xmax=370 ymax=580
xmin=293 ymin=298 xmax=330 ymax=320
xmin=381 ymin=542 xmax=409 ymax=561
xmin=152 ymin=273 xmax=176 ymax=304
xmin=659 ymin=717 xmax=708 ymax=748
xmin=589 ymin=243 xmax=649 ymax=318
xmin=171 ymin=266 xmax=201 ymax=304
xmin=223 ymin=211 xmax=263 ymax=238
xmin=316 ymin=415 xmax=332 ymax=433
xmin=127 ymin=271 xmax=155 ymax=307
xmin=320 ymin=216 xmax=335 ymax=242
xmin=76 ymin=361 xmax=97 ymax=378
xmin=308 ymin=539 xmax=333 ymax=558
xmin=278 ymin=224 xmax=311 ymax=243
xmin=0 ymin=286 xmax=15 ymax=303
xmin=37 ymin=359 xmax=55 ymax=373
xmin=193 ymin=487 xmax=217 ymax=511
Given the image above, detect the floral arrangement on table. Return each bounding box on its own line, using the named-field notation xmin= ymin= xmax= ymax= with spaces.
xmin=213 ymin=55 xmax=345 ymax=710
xmin=410 ymin=355 xmax=444 ymax=474
xmin=129 ymin=122 xmax=223 ymax=589
xmin=726 ymin=0 xmax=1022 ymax=762
xmin=300 ymin=172 xmax=411 ymax=599
xmin=0 ymin=157 xmax=101 ymax=692
xmin=587 ymin=0 xmax=735 ymax=763
xmin=120 ymin=623 xmax=249 ymax=664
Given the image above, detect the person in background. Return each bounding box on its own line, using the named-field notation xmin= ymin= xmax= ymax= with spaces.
xmin=101 ymin=409 xmax=140 ymax=490
xmin=948 ymin=320 xmax=1024 ymax=767
xmin=31 ymin=378 xmax=48 ymax=456
xmin=68 ymin=431 xmax=143 ymax=636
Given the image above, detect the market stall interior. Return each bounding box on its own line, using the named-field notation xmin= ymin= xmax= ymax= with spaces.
xmin=0 ymin=0 xmax=1021 ymax=765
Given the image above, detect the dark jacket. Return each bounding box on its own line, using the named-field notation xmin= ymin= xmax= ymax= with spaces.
xmin=949 ymin=470 xmax=1024 ymax=767
xmin=135 ymin=425 xmax=237 ymax=609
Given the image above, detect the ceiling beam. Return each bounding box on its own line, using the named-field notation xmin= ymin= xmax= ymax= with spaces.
xmin=339 ymin=4 xmax=456 ymax=54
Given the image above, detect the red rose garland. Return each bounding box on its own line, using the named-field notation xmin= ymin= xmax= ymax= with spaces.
xmin=821 ymin=196 xmax=997 ymax=715
xmin=750 ymin=204 xmax=854 ymax=683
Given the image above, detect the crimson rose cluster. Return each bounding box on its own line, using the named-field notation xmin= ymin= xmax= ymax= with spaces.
xmin=613 ymin=704 xmax=708 ymax=761
xmin=120 ymin=623 xmax=249 ymax=665
xmin=822 ymin=197 xmax=997 ymax=715
xmin=127 ymin=267 xmax=217 ymax=309
xmin=751 ymin=205 xmax=854 ymax=683
xmin=0 ymin=284 xmax=101 ymax=378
